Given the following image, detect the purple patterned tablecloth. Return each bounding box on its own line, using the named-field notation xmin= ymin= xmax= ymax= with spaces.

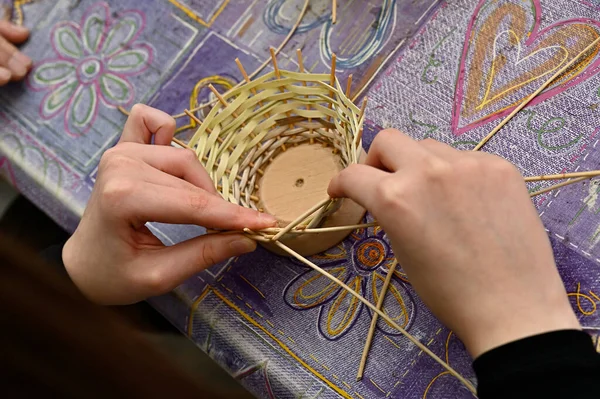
xmin=1 ymin=1 xmax=599 ymax=398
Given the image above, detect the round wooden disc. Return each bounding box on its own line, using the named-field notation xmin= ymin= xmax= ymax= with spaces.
xmin=257 ymin=143 xmax=366 ymax=256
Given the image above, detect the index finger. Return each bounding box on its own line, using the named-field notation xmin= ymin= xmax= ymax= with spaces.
xmin=366 ymin=129 xmax=431 ymax=172
xmin=113 ymin=143 xmax=218 ymax=195
xmin=328 ymin=164 xmax=388 ymax=208
xmin=119 ymin=184 xmax=277 ymax=231
xmin=119 ymin=104 xmax=175 ymax=145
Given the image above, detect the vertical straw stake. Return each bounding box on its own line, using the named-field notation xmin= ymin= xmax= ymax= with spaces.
xmin=357 ymin=259 xmax=398 ymax=380
xmin=270 ymin=47 xmax=292 ymax=150
xmin=346 ymin=74 xmax=353 ymax=97
xmin=236 ymin=58 xmax=270 ymax=121
xmin=332 ymin=0 xmax=337 ymax=24
xmin=328 ymin=54 xmax=337 ymax=123
xmin=297 ymin=49 xmax=315 ymax=144
xmin=171 ymin=0 xmax=311 ymax=119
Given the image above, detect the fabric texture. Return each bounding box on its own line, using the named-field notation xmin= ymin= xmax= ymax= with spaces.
xmin=1 ymin=1 xmax=600 ymax=398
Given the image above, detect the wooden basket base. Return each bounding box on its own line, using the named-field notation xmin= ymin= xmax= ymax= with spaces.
xmin=258 ymin=143 xmax=366 ymax=256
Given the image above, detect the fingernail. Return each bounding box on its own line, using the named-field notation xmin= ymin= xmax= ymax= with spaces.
xmin=8 ymin=52 xmax=31 ymax=76
xmin=259 ymin=212 xmax=278 ymax=226
xmin=229 ymin=237 xmax=256 ymax=254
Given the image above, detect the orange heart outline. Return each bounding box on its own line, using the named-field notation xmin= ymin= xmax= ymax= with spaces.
xmin=452 ymin=0 xmax=600 ymax=135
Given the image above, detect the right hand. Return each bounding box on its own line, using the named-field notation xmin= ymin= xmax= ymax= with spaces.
xmin=329 ymin=129 xmax=580 ymax=358
xmin=0 ymin=20 xmax=31 ymax=85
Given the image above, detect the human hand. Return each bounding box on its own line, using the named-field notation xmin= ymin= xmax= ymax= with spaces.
xmin=329 ymin=129 xmax=580 ymax=358
xmin=63 ymin=104 xmax=277 ymax=305
xmin=0 ymin=20 xmax=31 ymax=85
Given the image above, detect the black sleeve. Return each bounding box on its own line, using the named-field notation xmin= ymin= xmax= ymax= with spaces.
xmin=473 ymin=329 xmax=600 ymax=399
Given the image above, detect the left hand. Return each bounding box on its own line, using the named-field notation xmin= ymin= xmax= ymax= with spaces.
xmin=63 ymin=105 xmax=277 ymax=305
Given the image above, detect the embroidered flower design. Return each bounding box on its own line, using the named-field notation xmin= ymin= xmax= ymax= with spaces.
xmin=283 ymin=216 xmax=416 ymax=340
xmin=29 ymin=2 xmax=153 ymax=136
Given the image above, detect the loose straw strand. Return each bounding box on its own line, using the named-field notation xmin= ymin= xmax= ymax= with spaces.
xmin=281 ymin=221 xmax=377 ymax=234
xmin=117 ymin=105 xmax=130 ymax=116
xmin=273 ymin=240 xmax=476 ymax=394
xmin=529 ymin=177 xmax=588 ymax=197
xmin=208 ymin=222 xmax=379 ymax=238
xmin=473 ymin=36 xmax=600 ymax=151
xmin=524 ymin=170 xmax=600 ymax=182
xmin=357 ymin=259 xmax=398 ymax=381
xmin=271 ymin=198 xmax=332 ymax=241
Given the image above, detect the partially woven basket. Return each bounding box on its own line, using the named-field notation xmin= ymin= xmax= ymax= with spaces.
xmin=187 ymin=67 xmax=365 ymax=249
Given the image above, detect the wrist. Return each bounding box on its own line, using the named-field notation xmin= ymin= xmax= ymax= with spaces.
xmin=62 ymin=237 xmax=76 ymax=276
xmin=62 ymin=234 xmax=86 ymax=292
xmin=464 ymin=302 xmax=581 ymax=359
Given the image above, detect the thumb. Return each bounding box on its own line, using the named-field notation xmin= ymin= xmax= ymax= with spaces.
xmin=143 ymin=234 xmax=257 ymax=293
xmin=119 ymin=104 xmax=175 ymax=145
